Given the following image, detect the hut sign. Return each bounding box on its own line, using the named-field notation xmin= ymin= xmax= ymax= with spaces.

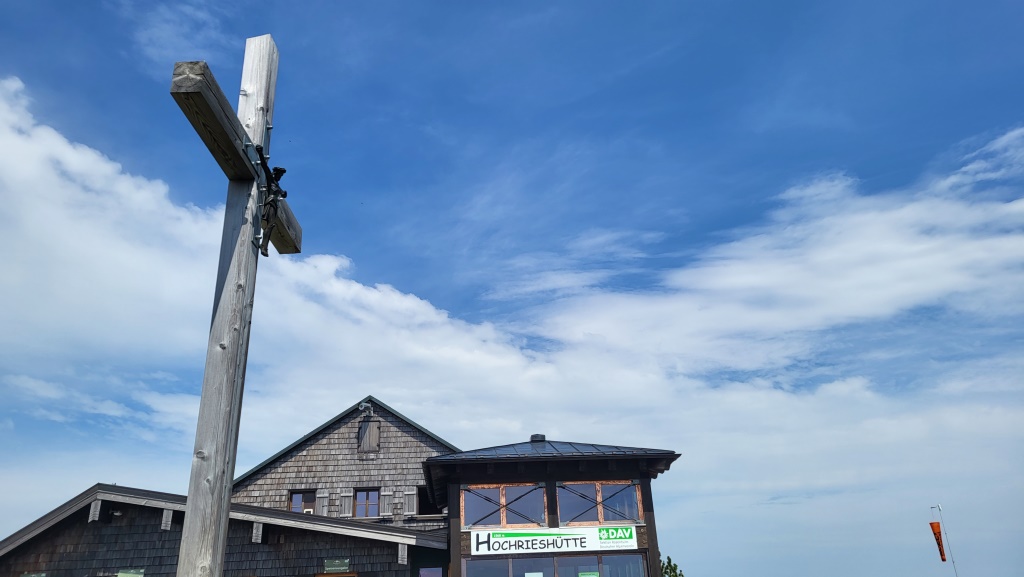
xmin=471 ymin=526 xmax=637 ymax=555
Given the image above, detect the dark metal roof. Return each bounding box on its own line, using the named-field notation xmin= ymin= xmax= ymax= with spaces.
xmin=425 ymin=437 xmax=679 ymax=464
xmin=422 ymin=435 xmax=680 ymax=507
xmin=233 ymin=394 xmax=460 ymax=486
xmin=0 ymin=483 xmax=447 ymax=558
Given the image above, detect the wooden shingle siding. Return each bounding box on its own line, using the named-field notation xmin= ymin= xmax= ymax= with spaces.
xmin=232 ymin=400 xmax=452 ymax=532
xmin=0 ymin=502 xmax=427 ymax=577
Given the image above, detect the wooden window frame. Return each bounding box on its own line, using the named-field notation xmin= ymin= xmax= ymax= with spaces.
xmin=461 ymin=482 xmax=547 ymax=529
xmin=354 ymin=488 xmax=381 ymax=518
xmin=289 ymin=490 xmax=317 ymax=515
xmin=557 ymin=481 xmax=644 ymax=526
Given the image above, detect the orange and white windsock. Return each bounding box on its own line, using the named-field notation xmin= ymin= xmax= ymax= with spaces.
xmin=930 ymin=521 xmax=947 ymax=562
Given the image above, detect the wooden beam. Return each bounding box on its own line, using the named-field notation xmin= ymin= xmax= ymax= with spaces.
xmin=176 ymin=34 xmax=279 ymax=577
xmin=172 ymin=59 xmax=301 ymax=255
xmin=171 ymin=61 xmax=258 ymax=181
xmin=268 ymin=197 xmax=302 ymax=254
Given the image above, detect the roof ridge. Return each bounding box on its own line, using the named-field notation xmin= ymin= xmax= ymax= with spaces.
xmin=233 ymin=394 xmax=460 ymax=486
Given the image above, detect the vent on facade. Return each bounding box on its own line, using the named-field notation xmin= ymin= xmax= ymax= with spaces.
xmin=530 ymin=434 xmax=546 ymax=443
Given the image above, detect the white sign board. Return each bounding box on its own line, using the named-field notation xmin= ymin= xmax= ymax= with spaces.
xmin=470 ymin=526 xmax=638 ymax=555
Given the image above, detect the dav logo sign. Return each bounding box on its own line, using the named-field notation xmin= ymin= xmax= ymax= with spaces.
xmin=596 ymin=526 xmax=637 ymax=550
xmin=599 ymin=527 xmax=634 ymax=541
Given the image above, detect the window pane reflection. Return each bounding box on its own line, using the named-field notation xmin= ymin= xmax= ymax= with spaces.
xmin=464 ymin=488 xmax=501 ymax=526
xmin=506 ymin=485 xmax=546 ymax=525
xmin=556 ymin=556 xmax=599 ymax=577
xmin=601 ymin=484 xmax=639 ymax=522
xmin=466 ymin=559 xmax=508 ymax=577
xmin=601 ymin=555 xmax=644 ymax=577
xmin=512 ymin=557 xmax=554 ymax=577
xmin=558 ymin=484 xmax=598 ymax=523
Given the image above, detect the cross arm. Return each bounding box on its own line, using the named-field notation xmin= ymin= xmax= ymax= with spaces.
xmin=171 ymin=61 xmax=258 ymax=181
xmin=266 ymin=194 xmax=302 ymax=254
xmin=171 ymin=60 xmax=302 ymax=254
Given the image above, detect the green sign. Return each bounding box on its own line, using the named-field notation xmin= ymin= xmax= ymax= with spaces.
xmin=471 ymin=526 xmax=638 ymax=555
xmin=324 ymin=558 xmax=351 ymax=573
xmin=579 ymin=572 xmax=600 ymax=577
xmin=598 ymin=527 xmax=634 ymax=541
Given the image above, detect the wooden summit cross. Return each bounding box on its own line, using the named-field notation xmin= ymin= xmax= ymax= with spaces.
xmin=170 ymin=34 xmax=302 ymax=577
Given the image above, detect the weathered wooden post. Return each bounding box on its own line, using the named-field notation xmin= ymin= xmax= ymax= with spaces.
xmin=170 ymin=34 xmax=302 ymax=577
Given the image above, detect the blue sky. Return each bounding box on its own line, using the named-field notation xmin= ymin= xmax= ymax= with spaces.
xmin=1 ymin=2 xmax=1023 ymax=576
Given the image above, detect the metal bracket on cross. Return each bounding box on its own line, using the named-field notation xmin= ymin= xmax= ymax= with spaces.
xmin=170 ymin=60 xmax=302 ymax=255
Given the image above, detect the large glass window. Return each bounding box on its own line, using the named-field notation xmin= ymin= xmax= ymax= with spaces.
xmin=464 ymin=487 xmax=501 ymax=526
xmin=557 ymin=556 xmax=599 ymax=577
xmin=512 ymin=557 xmax=554 ymax=577
xmin=601 ymin=484 xmax=640 ymax=522
xmin=462 ymin=483 xmax=546 ymax=528
xmin=558 ymin=482 xmax=642 ymax=525
xmin=505 ymin=485 xmax=546 ymax=524
xmin=463 ymin=554 xmax=644 ymax=577
xmin=601 ymin=555 xmax=644 ymax=577
xmin=558 ymin=484 xmax=598 ymax=523
xmin=466 ymin=559 xmax=510 ymax=577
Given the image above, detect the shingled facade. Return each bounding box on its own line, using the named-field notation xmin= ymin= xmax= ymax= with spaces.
xmin=0 ymin=396 xmax=456 ymax=577
xmin=0 ymin=398 xmax=680 ymax=577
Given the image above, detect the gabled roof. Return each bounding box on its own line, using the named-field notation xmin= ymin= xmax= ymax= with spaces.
xmin=0 ymin=483 xmax=446 ymax=558
xmin=425 ymin=437 xmax=679 ymax=464
xmin=233 ymin=395 xmax=460 ymax=486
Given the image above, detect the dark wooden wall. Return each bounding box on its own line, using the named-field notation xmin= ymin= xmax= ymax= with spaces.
xmin=0 ymin=502 xmax=426 ymax=577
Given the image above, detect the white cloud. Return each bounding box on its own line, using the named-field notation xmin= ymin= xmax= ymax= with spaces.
xmin=532 ymin=162 xmax=1024 ymax=375
xmin=0 ymin=77 xmax=221 ymax=375
xmin=0 ymin=77 xmax=1022 ymax=576
xmin=114 ymin=0 xmax=235 ymax=72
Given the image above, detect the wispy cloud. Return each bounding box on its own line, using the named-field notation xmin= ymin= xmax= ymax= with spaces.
xmin=113 ymin=0 xmax=235 ymax=74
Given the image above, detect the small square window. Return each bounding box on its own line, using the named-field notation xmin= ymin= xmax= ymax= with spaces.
xmin=355 ymin=489 xmax=380 ymax=517
xmin=290 ymin=491 xmax=316 ymax=514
